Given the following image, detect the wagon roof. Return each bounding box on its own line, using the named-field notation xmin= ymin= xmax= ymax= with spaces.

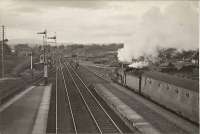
xmin=143 ymin=71 xmax=199 ymax=92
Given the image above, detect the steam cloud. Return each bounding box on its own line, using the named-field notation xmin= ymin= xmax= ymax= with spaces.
xmin=128 ymin=61 xmax=149 ymax=68
xmin=118 ymin=2 xmax=199 ymax=62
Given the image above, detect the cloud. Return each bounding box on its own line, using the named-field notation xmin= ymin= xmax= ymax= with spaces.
xmin=10 ymin=0 xmax=108 ymax=10
xmin=0 ymin=0 xmax=198 ymax=54
xmin=118 ymin=1 xmax=199 ymax=62
xmin=14 ymin=6 xmax=43 ymax=13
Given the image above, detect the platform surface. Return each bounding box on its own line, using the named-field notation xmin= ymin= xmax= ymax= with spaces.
xmin=0 ymin=85 xmax=51 ymax=134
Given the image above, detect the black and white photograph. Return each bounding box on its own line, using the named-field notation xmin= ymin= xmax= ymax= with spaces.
xmin=0 ymin=0 xmax=199 ymax=134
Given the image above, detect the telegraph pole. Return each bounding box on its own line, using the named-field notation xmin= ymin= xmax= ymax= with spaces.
xmin=30 ymin=50 xmax=33 ymax=80
xmin=1 ymin=25 xmax=5 ymax=78
xmin=30 ymin=51 xmax=33 ymax=70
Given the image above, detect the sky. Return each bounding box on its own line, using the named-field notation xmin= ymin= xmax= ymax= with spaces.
xmin=0 ymin=0 xmax=196 ymax=43
xmin=0 ymin=0 xmax=199 ymax=60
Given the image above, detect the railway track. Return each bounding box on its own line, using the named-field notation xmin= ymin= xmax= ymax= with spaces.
xmin=67 ymin=62 xmax=123 ymax=134
xmin=47 ymin=58 xmax=133 ymax=134
xmin=82 ymin=65 xmax=110 ymax=82
xmin=60 ymin=61 xmax=99 ymax=133
xmin=57 ymin=59 xmax=124 ymax=134
xmin=78 ymin=64 xmax=199 ymax=134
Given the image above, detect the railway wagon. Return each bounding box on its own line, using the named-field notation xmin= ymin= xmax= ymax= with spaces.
xmin=112 ymin=68 xmax=199 ymax=124
xmin=126 ymin=73 xmax=140 ymax=92
xmin=141 ymin=71 xmax=199 ymax=124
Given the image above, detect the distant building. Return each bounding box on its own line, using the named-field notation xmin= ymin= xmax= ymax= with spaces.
xmin=11 ymin=49 xmax=15 ymax=53
xmin=190 ymin=51 xmax=199 ymax=65
xmin=14 ymin=44 xmax=32 ymax=56
xmin=159 ymin=62 xmax=176 ymax=72
xmin=40 ymin=54 xmax=44 ymax=63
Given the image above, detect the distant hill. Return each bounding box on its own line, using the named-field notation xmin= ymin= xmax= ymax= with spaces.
xmin=64 ymin=43 xmax=123 ymax=57
xmin=8 ymin=38 xmax=43 ymax=47
xmin=7 ymin=38 xmax=67 ymax=47
xmin=63 ymin=43 xmax=123 ymax=66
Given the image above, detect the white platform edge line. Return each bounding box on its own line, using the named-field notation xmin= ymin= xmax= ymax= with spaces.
xmin=32 ymin=84 xmax=52 ymax=134
xmin=0 ymin=86 xmax=36 ymax=112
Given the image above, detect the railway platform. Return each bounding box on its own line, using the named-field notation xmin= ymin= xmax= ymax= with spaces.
xmin=95 ymin=83 xmax=160 ymax=134
xmin=78 ymin=64 xmax=199 ymax=134
xmin=0 ymin=60 xmax=198 ymax=134
xmin=0 ymin=84 xmax=52 ymax=134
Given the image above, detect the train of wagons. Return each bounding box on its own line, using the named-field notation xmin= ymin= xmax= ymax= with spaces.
xmin=111 ymin=65 xmax=199 ymax=124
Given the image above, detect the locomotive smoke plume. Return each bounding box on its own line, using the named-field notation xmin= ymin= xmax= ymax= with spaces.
xmin=128 ymin=61 xmax=149 ymax=69
xmin=118 ymin=2 xmax=199 ymax=63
